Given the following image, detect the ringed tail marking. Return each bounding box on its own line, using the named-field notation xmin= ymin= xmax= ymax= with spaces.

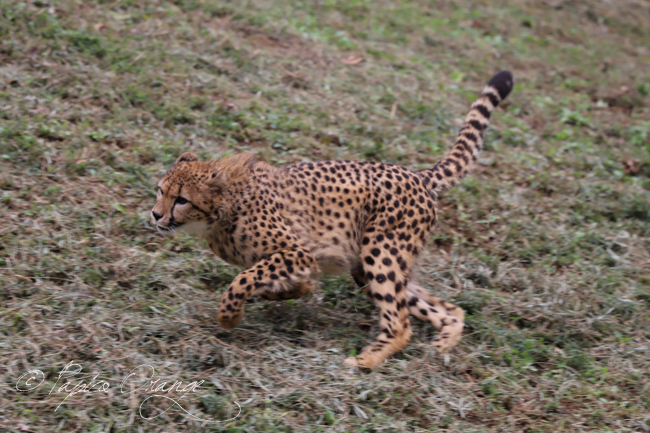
xmin=421 ymin=70 xmax=514 ymax=193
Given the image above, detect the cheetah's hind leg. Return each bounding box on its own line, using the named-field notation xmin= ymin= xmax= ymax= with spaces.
xmin=406 ymin=282 xmax=464 ymax=352
xmin=344 ymin=248 xmax=413 ymax=368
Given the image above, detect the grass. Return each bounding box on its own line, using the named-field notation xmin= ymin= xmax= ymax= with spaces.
xmin=1 ymin=0 xmax=649 ymax=431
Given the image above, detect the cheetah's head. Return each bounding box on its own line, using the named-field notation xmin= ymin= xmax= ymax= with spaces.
xmin=150 ymin=151 xmax=258 ymax=237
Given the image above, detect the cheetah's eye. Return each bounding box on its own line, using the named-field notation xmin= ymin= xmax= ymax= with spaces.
xmin=176 ymin=197 xmax=189 ymax=205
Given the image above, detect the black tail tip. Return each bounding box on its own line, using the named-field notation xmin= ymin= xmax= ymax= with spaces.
xmin=487 ymin=70 xmax=514 ymax=100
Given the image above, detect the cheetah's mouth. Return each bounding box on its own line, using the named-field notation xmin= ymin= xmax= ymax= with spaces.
xmin=156 ymin=221 xmax=184 ymax=233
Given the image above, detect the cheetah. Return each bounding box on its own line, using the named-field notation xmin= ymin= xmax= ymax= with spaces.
xmin=151 ymin=71 xmax=514 ymax=367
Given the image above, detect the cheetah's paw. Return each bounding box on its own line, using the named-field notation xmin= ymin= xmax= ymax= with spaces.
xmin=432 ymin=331 xmax=462 ymax=352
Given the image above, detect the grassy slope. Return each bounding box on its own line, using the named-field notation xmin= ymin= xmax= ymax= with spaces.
xmin=1 ymin=0 xmax=649 ymax=431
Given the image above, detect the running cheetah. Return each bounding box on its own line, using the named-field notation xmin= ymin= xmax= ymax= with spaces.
xmin=151 ymin=71 xmax=514 ymax=367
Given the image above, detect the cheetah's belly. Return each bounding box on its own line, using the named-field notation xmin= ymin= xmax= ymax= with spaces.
xmin=312 ymin=244 xmax=361 ymax=276
xmin=292 ymin=224 xmax=361 ymax=276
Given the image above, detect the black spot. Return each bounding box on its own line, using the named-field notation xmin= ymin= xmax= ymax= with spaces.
xmin=469 ymin=119 xmax=484 ymax=131
xmin=486 ymin=91 xmax=500 ymax=107
xmin=476 ymin=104 xmax=491 ymax=118
xmin=463 ymin=132 xmax=478 ymax=142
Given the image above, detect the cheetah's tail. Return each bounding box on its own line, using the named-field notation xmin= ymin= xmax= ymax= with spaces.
xmin=420 ymin=70 xmax=514 ymax=193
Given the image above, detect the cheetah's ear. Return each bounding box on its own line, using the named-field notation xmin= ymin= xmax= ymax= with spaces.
xmin=175 ymin=152 xmax=199 ymax=164
xmin=206 ymin=170 xmax=227 ymax=191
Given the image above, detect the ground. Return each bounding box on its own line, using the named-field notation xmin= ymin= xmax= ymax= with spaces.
xmin=1 ymin=0 xmax=649 ymax=432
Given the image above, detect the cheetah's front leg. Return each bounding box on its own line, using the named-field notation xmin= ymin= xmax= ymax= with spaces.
xmin=218 ymin=248 xmax=319 ymax=329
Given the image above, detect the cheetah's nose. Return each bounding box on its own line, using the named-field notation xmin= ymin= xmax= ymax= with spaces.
xmin=152 ymin=211 xmax=162 ymax=221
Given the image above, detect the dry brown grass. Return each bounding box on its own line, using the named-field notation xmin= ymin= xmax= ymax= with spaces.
xmin=1 ymin=0 xmax=650 ymax=431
